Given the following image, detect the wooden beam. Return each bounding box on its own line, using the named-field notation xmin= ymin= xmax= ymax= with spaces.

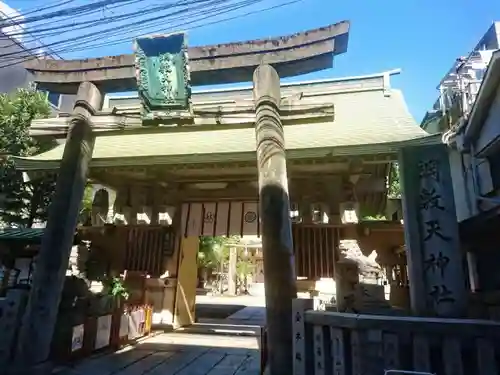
xmin=28 ymin=103 xmax=335 ymax=137
xmin=90 ymin=169 xmax=387 ymax=197
xmin=24 ymin=156 xmax=393 ymax=179
xmin=25 ymin=22 xmax=349 ymax=94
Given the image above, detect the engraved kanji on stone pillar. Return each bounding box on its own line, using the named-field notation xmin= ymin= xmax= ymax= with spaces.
xmin=399 ymin=144 xmax=467 ymax=317
xmin=292 ymin=298 xmax=313 ymax=375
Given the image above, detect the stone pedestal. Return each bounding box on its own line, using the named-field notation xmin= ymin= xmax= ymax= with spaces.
xmin=335 ymin=262 xmax=359 ymax=311
xmin=335 ymin=239 xmax=392 ymax=313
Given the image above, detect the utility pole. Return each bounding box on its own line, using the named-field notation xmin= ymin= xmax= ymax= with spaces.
xmin=11 ymin=82 xmax=103 ymax=375
xmin=253 ymin=64 xmax=297 ymax=375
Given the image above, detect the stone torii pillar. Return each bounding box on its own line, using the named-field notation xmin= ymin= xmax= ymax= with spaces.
xmin=253 ymin=64 xmax=297 ymax=375
xmin=11 ymin=82 xmax=103 ymax=374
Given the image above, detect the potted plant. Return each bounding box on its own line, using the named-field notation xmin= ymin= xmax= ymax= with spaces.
xmin=102 ymin=277 xmax=130 ymax=349
xmin=103 ymin=277 xmax=129 ymax=309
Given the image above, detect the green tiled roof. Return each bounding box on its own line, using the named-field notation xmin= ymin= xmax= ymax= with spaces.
xmin=0 ymin=228 xmax=44 ymax=243
xmin=13 ymin=89 xmax=438 ymax=170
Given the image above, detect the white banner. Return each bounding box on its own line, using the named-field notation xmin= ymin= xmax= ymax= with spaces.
xmin=95 ymin=315 xmax=112 ymax=350
xmin=119 ymin=313 xmax=129 ymax=338
xmin=128 ymin=310 xmax=142 ymax=340
xmin=71 ymin=324 xmax=84 ymax=352
xmin=181 ymin=201 xmax=260 ymax=237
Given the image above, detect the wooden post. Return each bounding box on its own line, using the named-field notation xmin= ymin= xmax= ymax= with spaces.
xmin=253 ymin=64 xmax=297 ymax=375
xmin=300 ymin=200 xmax=313 ymax=224
xmin=106 ymin=188 xmax=117 ymax=223
xmin=11 ymin=82 xmax=103 ymax=374
xmin=292 ymin=298 xmax=314 ymax=375
xmin=228 ymin=247 xmax=237 ymax=296
xmin=150 ymin=186 xmax=160 ymax=225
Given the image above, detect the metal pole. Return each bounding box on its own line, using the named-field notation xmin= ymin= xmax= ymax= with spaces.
xmin=253 ymin=64 xmax=297 ymax=375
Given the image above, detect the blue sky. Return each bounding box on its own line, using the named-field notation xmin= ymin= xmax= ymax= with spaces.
xmin=8 ymin=0 xmax=500 ymax=123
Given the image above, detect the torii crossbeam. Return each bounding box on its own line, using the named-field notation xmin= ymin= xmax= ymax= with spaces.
xmin=25 ymin=21 xmax=349 ymax=94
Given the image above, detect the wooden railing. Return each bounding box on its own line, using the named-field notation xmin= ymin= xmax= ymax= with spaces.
xmin=293 ymin=299 xmax=500 ymax=375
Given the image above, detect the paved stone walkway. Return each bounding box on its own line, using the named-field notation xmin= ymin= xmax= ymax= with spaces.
xmin=57 ymin=333 xmax=260 ymax=375
xmin=177 ymin=306 xmax=266 ymax=337
xmin=225 ymin=306 xmax=266 ymax=327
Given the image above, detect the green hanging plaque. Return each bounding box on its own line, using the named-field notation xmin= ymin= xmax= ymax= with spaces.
xmin=134 ymin=32 xmax=191 ymax=120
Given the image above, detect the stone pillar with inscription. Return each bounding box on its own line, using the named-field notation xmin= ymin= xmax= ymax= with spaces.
xmin=399 ymin=144 xmax=467 ymax=317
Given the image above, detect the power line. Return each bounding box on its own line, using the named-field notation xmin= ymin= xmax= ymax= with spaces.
xmin=0 ymin=0 xmax=302 ymax=69
xmin=2 ymin=0 xmax=191 ymax=40
xmin=2 ymin=0 xmax=288 ymax=54
xmin=2 ymin=0 xmax=147 ymax=28
xmin=8 ymin=0 xmax=78 ymax=21
xmin=54 ymin=0 xmax=300 ymax=56
xmin=0 ymin=0 xmax=221 ymax=48
xmin=0 ymin=9 xmax=64 ymax=59
xmin=0 ymin=0 xmax=260 ymax=58
xmin=52 ymin=0 xmax=258 ymax=52
xmin=0 ymin=0 xmax=140 ymax=54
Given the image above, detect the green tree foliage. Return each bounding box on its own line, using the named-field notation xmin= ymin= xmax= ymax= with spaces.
xmin=236 ymin=256 xmax=255 ymax=277
xmin=79 ymin=183 xmax=95 ymax=225
xmin=388 ymin=162 xmax=401 ymax=198
xmin=198 ymin=236 xmax=232 ymax=270
xmin=362 ymin=163 xmax=402 ymax=221
xmin=198 ymin=236 xmax=256 ymax=294
xmin=236 ymin=255 xmax=255 ymax=293
xmin=0 ymin=88 xmax=57 ymax=227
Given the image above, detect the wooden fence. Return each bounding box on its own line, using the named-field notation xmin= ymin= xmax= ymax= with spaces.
xmin=292 ymin=225 xmax=339 ymax=280
xmin=53 ymin=304 xmax=153 ymax=363
xmin=0 ymin=289 xmax=29 ymax=368
xmin=124 ymin=226 xmax=176 ymax=276
xmin=293 ymin=298 xmax=500 ymax=375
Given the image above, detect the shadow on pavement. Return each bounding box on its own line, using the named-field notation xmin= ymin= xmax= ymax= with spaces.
xmin=54 ymin=332 xmax=261 ymax=375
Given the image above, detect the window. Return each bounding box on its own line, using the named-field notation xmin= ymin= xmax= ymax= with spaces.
xmin=47 ymin=91 xmax=61 ymax=108
xmin=39 ymin=90 xmax=61 ymax=108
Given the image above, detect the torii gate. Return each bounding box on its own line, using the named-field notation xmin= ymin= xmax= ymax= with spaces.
xmin=11 ymin=22 xmax=350 ymax=375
